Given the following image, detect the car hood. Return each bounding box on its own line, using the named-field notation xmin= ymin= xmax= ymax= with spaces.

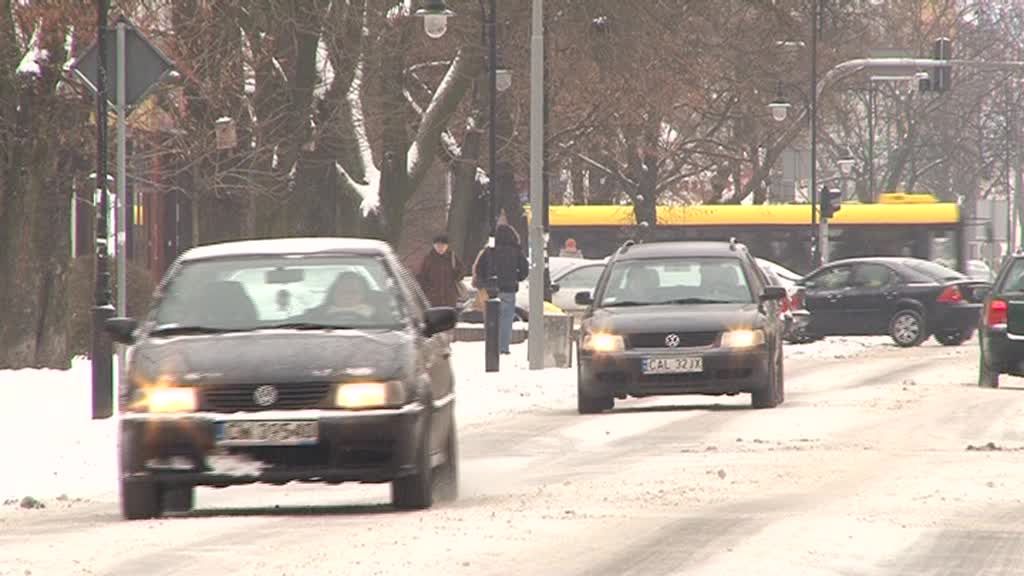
xmin=584 ymin=304 xmax=765 ymax=334
xmin=129 ymin=329 xmax=413 ymax=384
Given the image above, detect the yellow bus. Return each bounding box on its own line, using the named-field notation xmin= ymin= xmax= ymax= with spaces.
xmin=539 ymin=194 xmax=962 ymax=275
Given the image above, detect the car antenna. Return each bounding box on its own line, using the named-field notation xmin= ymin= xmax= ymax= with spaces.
xmin=729 ymin=237 xmax=737 ymax=251
xmin=619 ymin=240 xmax=635 ymax=254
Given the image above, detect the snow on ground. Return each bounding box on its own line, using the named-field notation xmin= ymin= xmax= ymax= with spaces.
xmin=0 ymin=335 xmax=896 ymax=503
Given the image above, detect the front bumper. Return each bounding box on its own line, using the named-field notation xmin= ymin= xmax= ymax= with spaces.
xmin=119 ymin=404 xmax=426 ymax=487
xmin=982 ymin=326 xmax=1024 ymax=376
xmin=932 ymin=303 xmax=983 ymax=333
xmin=579 ymin=346 xmax=770 ymax=399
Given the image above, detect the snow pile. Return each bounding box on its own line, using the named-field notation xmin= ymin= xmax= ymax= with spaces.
xmin=0 ymin=357 xmax=118 ymax=501
xmin=785 ymin=336 xmax=896 ymax=360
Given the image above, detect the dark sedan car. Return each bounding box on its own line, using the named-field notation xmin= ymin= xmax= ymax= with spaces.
xmin=797 ymin=257 xmax=988 ymax=347
xmin=978 ymin=253 xmax=1024 ymax=387
xmin=104 ymin=238 xmax=458 ymax=519
xmin=574 ymin=240 xmax=788 ymax=413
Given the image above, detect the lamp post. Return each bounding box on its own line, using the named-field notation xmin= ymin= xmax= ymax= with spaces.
xmin=92 ymin=0 xmax=114 ymax=420
xmin=417 ymin=0 xmax=508 ymax=372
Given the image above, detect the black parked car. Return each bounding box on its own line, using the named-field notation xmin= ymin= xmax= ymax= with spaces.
xmin=797 ymin=257 xmax=988 ymax=347
xmin=105 ymin=238 xmax=458 ymax=519
xmin=574 ymin=240 xmax=788 ymax=413
xmin=978 ymin=253 xmax=1024 ymax=387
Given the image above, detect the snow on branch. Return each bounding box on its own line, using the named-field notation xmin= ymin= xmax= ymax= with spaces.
xmin=407 ymin=49 xmax=476 ymax=186
xmin=17 ymin=28 xmax=48 ymax=77
xmin=334 ymin=18 xmax=381 ymax=216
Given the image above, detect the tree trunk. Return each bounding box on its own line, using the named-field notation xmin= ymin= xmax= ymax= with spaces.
xmin=448 ymin=118 xmax=484 ymax=263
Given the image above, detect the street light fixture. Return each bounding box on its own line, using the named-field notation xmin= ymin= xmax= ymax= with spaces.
xmin=838 ymin=148 xmax=856 ymax=175
xmin=769 ymin=82 xmax=792 ymax=122
xmin=495 ymin=68 xmax=512 ymax=92
xmin=415 ymin=0 xmax=455 ymax=39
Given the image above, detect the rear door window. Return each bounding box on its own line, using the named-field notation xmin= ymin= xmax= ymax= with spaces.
xmin=998 ymin=259 xmax=1024 ymax=294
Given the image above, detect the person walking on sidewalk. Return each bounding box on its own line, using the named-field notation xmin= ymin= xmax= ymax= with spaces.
xmin=474 ymin=224 xmax=529 ymax=354
xmin=416 ymin=234 xmax=464 ymax=309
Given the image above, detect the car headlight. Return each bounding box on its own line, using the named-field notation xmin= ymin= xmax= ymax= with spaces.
xmin=144 ymin=386 xmax=198 ymax=413
xmin=334 ymin=381 xmax=407 ymax=409
xmin=581 ymin=332 xmax=625 ymax=353
xmin=720 ymin=329 xmax=765 ymax=348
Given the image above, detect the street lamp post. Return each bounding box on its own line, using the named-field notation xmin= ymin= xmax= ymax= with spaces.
xmin=417 ymin=0 xmax=504 ymax=372
xmin=92 ymin=0 xmax=114 ymax=420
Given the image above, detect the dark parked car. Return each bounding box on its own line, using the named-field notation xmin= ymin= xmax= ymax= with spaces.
xmin=574 ymin=240 xmax=788 ymax=413
xmin=978 ymin=253 xmax=1024 ymax=387
xmin=105 ymin=238 xmax=458 ymax=519
xmin=797 ymin=257 xmax=988 ymax=347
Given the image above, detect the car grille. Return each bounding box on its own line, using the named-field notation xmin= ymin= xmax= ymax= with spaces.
xmin=627 ymin=331 xmax=718 ymax=349
xmin=201 ymin=382 xmax=332 ymax=412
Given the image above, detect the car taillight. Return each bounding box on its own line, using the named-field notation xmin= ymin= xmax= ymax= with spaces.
xmin=987 ymin=299 xmax=1008 ymax=326
xmin=780 ymin=296 xmax=790 ymax=313
xmin=937 ymin=285 xmax=963 ymax=303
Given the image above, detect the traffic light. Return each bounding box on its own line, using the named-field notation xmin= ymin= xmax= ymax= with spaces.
xmin=923 ymin=37 xmax=952 ymax=93
xmin=820 ymin=185 xmax=842 ymax=219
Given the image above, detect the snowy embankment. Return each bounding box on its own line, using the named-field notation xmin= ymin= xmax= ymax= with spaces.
xmin=0 ymin=336 xmax=886 ymax=503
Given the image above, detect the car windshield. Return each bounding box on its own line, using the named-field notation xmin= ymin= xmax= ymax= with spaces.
xmin=904 ymin=260 xmax=965 ymax=282
xmin=152 ymin=255 xmax=405 ymax=331
xmin=599 ymin=257 xmax=752 ymax=307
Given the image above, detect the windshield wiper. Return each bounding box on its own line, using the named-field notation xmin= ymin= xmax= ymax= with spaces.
xmin=660 ymin=297 xmax=737 ymax=305
xmin=261 ymin=322 xmax=353 ymax=331
xmin=149 ymin=325 xmax=238 ymax=336
xmin=601 ymin=300 xmax=652 ymax=308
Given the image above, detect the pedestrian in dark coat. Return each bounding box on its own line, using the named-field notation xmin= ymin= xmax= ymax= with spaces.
xmin=417 ymin=235 xmax=463 ymax=308
xmin=473 ymin=224 xmax=529 ymax=354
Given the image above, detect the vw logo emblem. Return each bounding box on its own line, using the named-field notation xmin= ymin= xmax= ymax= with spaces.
xmin=665 ymin=334 xmax=681 ymax=348
xmin=253 ymin=385 xmax=279 ymax=407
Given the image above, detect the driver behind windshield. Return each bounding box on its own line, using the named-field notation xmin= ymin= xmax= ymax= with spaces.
xmin=309 ymin=271 xmax=378 ymax=320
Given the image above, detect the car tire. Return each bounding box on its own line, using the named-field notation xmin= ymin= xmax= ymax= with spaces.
xmin=435 ymin=418 xmax=459 ymax=503
xmin=121 ymin=478 xmax=163 ymax=520
xmin=935 ymin=330 xmax=971 ymax=346
xmin=163 ymin=485 xmax=194 ymax=513
xmin=752 ymin=341 xmax=783 ymax=409
xmin=889 ymin=309 xmax=927 ymax=347
xmin=979 ymin=346 xmax=1001 ymax=389
xmin=391 ymin=412 xmax=434 ymax=511
xmin=576 ymin=363 xmax=613 ymax=414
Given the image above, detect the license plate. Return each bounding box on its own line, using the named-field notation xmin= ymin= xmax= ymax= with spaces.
xmin=216 ymin=420 xmax=318 ymax=446
xmin=642 ymin=356 xmax=703 ymax=374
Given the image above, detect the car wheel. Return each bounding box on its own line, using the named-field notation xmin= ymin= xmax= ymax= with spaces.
xmin=979 ymin=346 xmax=1000 ymax=389
xmin=935 ymin=330 xmax=971 ymax=346
xmin=576 ymin=361 xmax=613 ymax=414
xmin=434 ymin=417 xmax=459 ymax=503
xmin=391 ymin=412 xmax=434 ymax=511
xmin=121 ymin=478 xmax=163 ymax=520
xmin=163 ymin=486 xmax=195 ymax=513
xmin=889 ymin=309 xmax=927 ymax=347
xmin=752 ymin=341 xmax=783 ymax=409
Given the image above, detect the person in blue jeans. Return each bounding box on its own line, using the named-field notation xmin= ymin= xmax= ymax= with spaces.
xmin=473 ymin=223 xmax=529 ymax=354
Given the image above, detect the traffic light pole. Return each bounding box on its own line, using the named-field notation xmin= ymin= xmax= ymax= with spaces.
xmin=819 ymin=218 xmax=829 ymax=264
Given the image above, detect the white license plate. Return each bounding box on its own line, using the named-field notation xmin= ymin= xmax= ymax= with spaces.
xmin=216 ymin=420 xmax=318 ymax=446
xmin=642 ymin=356 xmax=703 ymax=374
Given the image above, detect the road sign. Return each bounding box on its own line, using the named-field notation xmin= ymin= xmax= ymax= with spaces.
xmin=70 ymin=17 xmax=174 ymax=114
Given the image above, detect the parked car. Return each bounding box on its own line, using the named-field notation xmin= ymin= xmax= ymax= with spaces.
xmin=977 ymin=253 xmax=1024 ymax=387
xmin=104 ymin=237 xmax=459 ymax=519
xmin=967 ymin=259 xmax=995 ymax=282
xmin=755 ymin=258 xmax=814 ymax=344
xmin=574 ymin=240 xmax=788 ymax=413
xmin=796 ymin=257 xmax=989 ymax=347
xmin=457 ymin=256 xmax=605 ymax=322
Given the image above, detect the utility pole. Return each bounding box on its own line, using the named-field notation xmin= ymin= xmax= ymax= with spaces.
xmin=527 ymin=0 xmax=545 ymax=370
xmin=809 ymin=0 xmax=820 ymax=266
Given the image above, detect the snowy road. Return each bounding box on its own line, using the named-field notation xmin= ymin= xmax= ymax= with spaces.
xmin=3 ymin=339 xmax=1024 ymax=575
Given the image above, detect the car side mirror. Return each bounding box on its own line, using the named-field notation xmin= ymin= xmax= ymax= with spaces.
xmin=761 ymin=286 xmax=787 ymax=301
xmin=550 ymin=283 xmax=561 ymax=294
xmin=423 ymin=307 xmax=457 ymax=337
xmin=575 ymin=291 xmax=593 ymax=305
xmin=105 ymin=317 xmax=138 ymax=345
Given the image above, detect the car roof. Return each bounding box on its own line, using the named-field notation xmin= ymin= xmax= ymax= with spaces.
xmin=613 ymin=241 xmax=748 ymax=260
xmin=821 ymin=256 xmax=924 ymax=268
xmin=179 ymin=237 xmax=394 ymax=262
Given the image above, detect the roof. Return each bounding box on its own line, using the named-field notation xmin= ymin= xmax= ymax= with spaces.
xmin=179 ymin=237 xmax=393 ymax=262
xmin=537 ymin=203 xmax=959 ymax=227
xmin=823 ymin=256 xmax=921 ymax=267
xmin=614 ymin=241 xmax=748 ymax=260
